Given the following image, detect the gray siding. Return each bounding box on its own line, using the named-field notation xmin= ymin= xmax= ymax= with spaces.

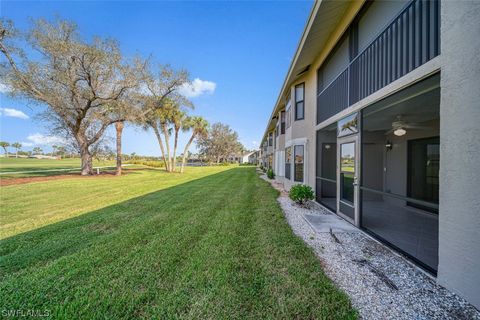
xmin=320 ymin=36 xmax=350 ymax=89
xmin=358 ymin=0 xmax=409 ymax=52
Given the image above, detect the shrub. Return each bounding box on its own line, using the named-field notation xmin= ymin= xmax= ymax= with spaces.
xmin=267 ymin=168 xmax=275 ymax=179
xmin=125 ymin=160 xmax=165 ymax=168
xmin=289 ymin=184 xmax=314 ymax=205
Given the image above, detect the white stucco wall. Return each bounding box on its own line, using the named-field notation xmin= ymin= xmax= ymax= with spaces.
xmin=437 ymin=0 xmax=480 ymax=309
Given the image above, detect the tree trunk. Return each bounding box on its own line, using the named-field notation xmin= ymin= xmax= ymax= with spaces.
xmin=15 ymin=150 xmax=18 ymax=158
xmin=172 ymin=128 xmax=179 ymax=172
xmin=152 ymin=125 xmax=169 ymax=171
xmin=180 ymin=135 xmax=195 ymax=173
xmin=161 ymin=123 xmax=172 ymax=172
xmin=80 ymin=147 xmax=93 ymax=176
xmin=77 ymin=133 xmax=93 ymax=175
xmin=115 ymin=121 xmax=124 ymax=176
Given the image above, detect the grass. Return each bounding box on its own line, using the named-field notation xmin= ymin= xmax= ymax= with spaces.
xmin=0 ymin=157 xmax=114 ymax=172
xmin=0 ymin=166 xmax=357 ymax=319
xmin=0 ymin=157 xmax=117 ymax=178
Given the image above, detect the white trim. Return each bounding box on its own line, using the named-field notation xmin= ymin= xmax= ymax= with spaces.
xmin=337 ymin=135 xmax=359 ymax=226
xmin=285 ymin=137 xmax=307 ymax=148
xmin=285 ymin=137 xmax=309 ymax=185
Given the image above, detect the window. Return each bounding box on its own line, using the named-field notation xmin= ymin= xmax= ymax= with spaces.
xmin=268 ymin=133 xmax=273 ymax=147
xmin=286 ymin=106 xmax=291 ymax=128
xmin=285 ymin=147 xmax=292 ymax=180
xmin=360 ymin=73 xmax=440 ymax=273
xmin=337 ymin=113 xmax=358 ymax=137
xmin=407 ymin=137 xmax=440 ymax=213
xmin=295 ymin=83 xmax=305 ymax=120
xmin=280 ymin=111 xmax=286 ymax=134
xmin=316 ymin=125 xmax=337 ymax=211
xmin=273 ymin=130 xmax=276 ymax=148
xmin=294 ymin=145 xmax=304 ymax=182
xmin=286 ymin=96 xmax=292 ymax=128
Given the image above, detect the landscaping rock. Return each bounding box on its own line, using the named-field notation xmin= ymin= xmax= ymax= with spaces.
xmin=259 ymin=174 xmax=480 ymax=320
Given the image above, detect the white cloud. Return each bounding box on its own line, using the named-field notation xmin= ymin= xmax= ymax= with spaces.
xmin=23 ymin=133 xmax=65 ymax=146
xmin=0 ymin=83 xmax=12 ymax=94
xmin=0 ymin=107 xmax=29 ymax=119
xmin=178 ymin=78 xmax=216 ymax=98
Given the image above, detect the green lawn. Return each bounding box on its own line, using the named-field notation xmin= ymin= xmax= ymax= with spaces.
xmin=0 ymin=166 xmax=356 ymax=319
xmin=0 ymin=157 xmax=117 ymax=178
xmin=0 ymin=157 xmax=115 ymax=172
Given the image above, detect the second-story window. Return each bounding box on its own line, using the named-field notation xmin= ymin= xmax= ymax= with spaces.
xmin=268 ymin=132 xmax=273 ymax=147
xmin=295 ymin=83 xmax=305 ymax=120
xmin=281 ymin=111 xmax=286 ymax=134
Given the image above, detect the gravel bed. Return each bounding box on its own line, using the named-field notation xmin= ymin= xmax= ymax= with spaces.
xmin=258 ymin=171 xmax=480 ymax=320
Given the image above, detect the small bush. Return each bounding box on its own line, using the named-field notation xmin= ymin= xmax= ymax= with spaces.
xmin=289 ymin=184 xmax=314 ymax=205
xmin=267 ymin=168 xmax=275 ymax=179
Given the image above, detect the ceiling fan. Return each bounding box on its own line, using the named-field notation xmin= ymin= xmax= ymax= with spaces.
xmin=385 ymin=115 xmax=430 ymax=136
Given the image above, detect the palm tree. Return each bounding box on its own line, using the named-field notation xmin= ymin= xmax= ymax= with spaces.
xmin=142 ymin=100 xmax=182 ymax=172
xmin=33 ymin=147 xmax=43 ymax=155
xmin=170 ymin=108 xmax=187 ymax=171
xmin=180 ymin=116 xmax=209 ymax=173
xmin=11 ymin=142 xmax=22 ymax=158
xmin=0 ymin=141 xmax=10 ymax=157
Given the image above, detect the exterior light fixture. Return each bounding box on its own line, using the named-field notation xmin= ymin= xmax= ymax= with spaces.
xmin=325 ymin=144 xmax=331 ymax=149
xmin=385 ymin=141 xmax=393 ymax=151
xmin=394 ymin=128 xmax=406 ymax=136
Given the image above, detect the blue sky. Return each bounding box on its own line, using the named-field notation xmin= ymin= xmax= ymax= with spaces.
xmin=0 ymin=1 xmax=312 ymax=156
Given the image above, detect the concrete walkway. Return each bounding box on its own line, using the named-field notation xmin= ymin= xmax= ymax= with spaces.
xmin=303 ymin=213 xmax=360 ymax=233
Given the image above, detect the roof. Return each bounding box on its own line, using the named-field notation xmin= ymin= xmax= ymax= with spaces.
xmin=261 ymin=0 xmax=360 ymax=143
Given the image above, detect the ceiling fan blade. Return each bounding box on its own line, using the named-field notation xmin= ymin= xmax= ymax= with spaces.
xmin=405 ymin=124 xmax=430 ymax=130
xmin=384 ymin=128 xmax=394 ymax=135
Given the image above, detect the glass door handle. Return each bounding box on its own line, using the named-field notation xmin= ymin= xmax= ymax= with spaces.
xmin=353 ymin=177 xmax=359 ymax=186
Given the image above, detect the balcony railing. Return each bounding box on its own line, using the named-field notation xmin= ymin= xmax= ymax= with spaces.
xmin=317 ymin=0 xmax=440 ymax=124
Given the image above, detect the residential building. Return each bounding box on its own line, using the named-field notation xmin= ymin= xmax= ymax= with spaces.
xmin=260 ymin=0 xmax=480 ymax=309
xmin=239 ymin=151 xmax=258 ymax=164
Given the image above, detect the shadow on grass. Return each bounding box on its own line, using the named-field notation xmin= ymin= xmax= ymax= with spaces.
xmin=0 ymin=166 xmax=357 ymax=319
xmin=0 ymin=168 xmax=146 ymax=179
xmin=0 ymin=167 xmax=239 ymax=275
